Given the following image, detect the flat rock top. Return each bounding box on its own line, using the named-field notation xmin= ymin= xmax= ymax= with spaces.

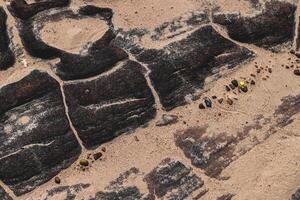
xmin=1 ymin=0 xmax=300 ymax=200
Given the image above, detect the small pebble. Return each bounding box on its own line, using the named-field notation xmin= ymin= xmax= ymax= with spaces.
xmin=204 ymin=98 xmax=212 ymax=108
xmin=199 ymin=103 xmax=205 ymax=109
xmin=225 ymin=85 xmax=231 ymax=91
xmin=212 ymin=95 xmax=217 ymax=99
xmin=229 ymin=84 xmax=235 ymax=90
xmin=54 ymin=177 xmax=61 ymax=184
xmin=294 ymin=69 xmax=300 ymax=76
xmin=79 ymin=159 xmax=89 ymax=167
xmin=231 ymin=80 xmax=239 ymax=87
xmin=101 ymin=147 xmax=106 ymax=152
xmin=93 ymin=152 xmax=103 ymax=160
xmin=227 ymin=98 xmax=233 ymax=105
xmin=250 ymin=80 xmax=256 ymax=85
xmin=218 ymin=98 xmax=224 ymax=104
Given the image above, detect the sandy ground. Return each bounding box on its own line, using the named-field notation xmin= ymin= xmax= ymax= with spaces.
xmin=1 ymin=0 xmax=300 ymax=200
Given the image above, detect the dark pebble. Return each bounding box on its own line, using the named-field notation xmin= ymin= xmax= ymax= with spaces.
xmin=229 ymin=83 xmax=235 ymax=90
xmin=227 ymin=98 xmax=233 ymax=105
xmin=54 ymin=177 xmax=61 ymax=184
xmin=225 ymin=85 xmax=231 ymax=91
xmin=240 ymin=86 xmax=248 ymax=93
xmin=199 ymin=103 xmax=205 ymax=109
xmin=204 ymin=98 xmax=212 ymax=108
xmin=212 ymin=95 xmax=217 ymax=99
xmin=93 ymin=152 xmax=103 ymax=160
xmin=250 ymin=80 xmax=256 ymax=85
xmin=256 ymin=69 xmax=261 ymax=73
xmin=294 ymin=69 xmax=300 ymax=76
xmin=231 ymin=80 xmax=239 ymax=87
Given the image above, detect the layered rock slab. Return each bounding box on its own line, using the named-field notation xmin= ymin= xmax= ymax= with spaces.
xmin=0 ymin=70 xmax=81 ymax=195
xmin=144 ymin=159 xmax=204 ymax=200
xmin=213 ymin=1 xmax=296 ymax=49
xmin=64 ymin=60 xmax=156 ymax=148
xmin=136 ymin=25 xmax=254 ymax=110
xmin=0 ymin=7 xmax=15 ymax=70
xmin=10 ymin=3 xmax=128 ymax=80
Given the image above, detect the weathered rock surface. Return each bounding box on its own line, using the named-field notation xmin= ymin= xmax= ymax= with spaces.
xmin=42 ymin=183 xmax=90 ymax=200
xmin=144 ymin=158 xmax=204 ymax=200
xmin=8 ymin=0 xmax=70 ymax=20
xmin=90 ymin=186 xmax=146 ymax=200
xmin=136 ymin=25 xmax=254 ymax=110
xmin=0 ymin=187 xmax=12 ymax=200
xmin=0 ymin=7 xmax=15 ymax=70
xmin=64 ymin=60 xmax=156 ymax=148
xmin=213 ymin=1 xmax=296 ymax=49
xmin=12 ymin=4 xmax=127 ymax=80
xmin=291 ymin=188 xmax=300 ymax=200
xmin=0 ymin=70 xmax=81 ymax=195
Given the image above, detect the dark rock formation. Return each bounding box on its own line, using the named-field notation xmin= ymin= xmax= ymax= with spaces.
xmin=217 ymin=193 xmax=235 ymax=200
xmin=174 ymin=123 xmax=262 ymax=178
xmin=8 ymin=0 xmax=70 ymax=20
xmin=0 ymin=70 xmax=81 ymax=195
xmin=64 ymin=60 xmax=156 ymax=148
xmin=213 ymin=1 xmax=296 ymax=49
xmin=90 ymin=186 xmax=146 ymax=200
xmin=291 ymin=188 xmax=300 ymax=200
xmin=13 ymin=5 xmax=127 ymax=80
xmin=144 ymin=158 xmax=204 ymax=200
xmin=43 ymin=183 xmax=90 ymax=200
xmin=274 ymin=95 xmax=300 ymax=128
xmin=136 ymin=25 xmax=254 ymax=110
xmin=0 ymin=187 xmax=12 ymax=200
xmin=0 ymin=7 xmax=15 ymax=70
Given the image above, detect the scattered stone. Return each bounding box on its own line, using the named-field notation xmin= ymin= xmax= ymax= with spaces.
xmin=204 ymin=98 xmax=212 ymax=108
xmin=54 ymin=177 xmax=61 ymax=184
xmin=217 ymin=193 xmax=235 ymax=200
xmin=231 ymin=80 xmax=238 ymax=87
xmin=79 ymin=159 xmax=89 ymax=167
xmin=212 ymin=95 xmax=217 ymax=99
xmin=256 ymin=69 xmax=261 ymax=73
xmin=225 ymin=85 xmax=231 ymax=91
xmin=93 ymin=152 xmax=103 ymax=160
xmin=250 ymin=73 xmax=256 ymax=77
xmin=268 ymin=68 xmax=272 ymax=73
xmin=199 ymin=103 xmax=206 ymax=109
xmin=229 ymin=83 xmax=235 ymax=90
xmin=134 ymin=136 xmax=140 ymax=142
xmin=227 ymin=98 xmax=233 ymax=105
xmin=250 ymin=80 xmax=256 ymax=85
xmin=218 ymin=98 xmax=224 ymax=104
xmin=156 ymin=114 xmax=178 ymax=126
xmin=240 ymin=86 xmax=248 ymax=93
xmin=294 ymin=69 xmax=300 ymax=76
xmin=102 ymin=147 xmax=106 ymax=152
xmin=262 ymin=77 xmax=267 ymax=80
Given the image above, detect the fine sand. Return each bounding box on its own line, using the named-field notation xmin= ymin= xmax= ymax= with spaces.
xmin=1 ymin=0 xmax=300 ymax=200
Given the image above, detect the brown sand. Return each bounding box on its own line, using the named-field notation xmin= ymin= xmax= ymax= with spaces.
xmin=40 ymin=18 xmax=108 ymax=54
xmin=1 ymin=0 xmax=300 ymax=200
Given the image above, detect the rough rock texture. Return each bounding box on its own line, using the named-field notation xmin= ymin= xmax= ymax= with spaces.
xmin=0 ymin=70 xmax=81 ymax=195
xmin=89 ymin=186 xmax=146 ymax=200
xmin=64 ymin=60 xmax=156 ymax=148
xmin=8 ymin=0 xmax=70 ymax=20
xmin=136 ymin=25 xmax=254 ymax=110
xmin=144 ymin=159 xmax=204 ymax=200
xmin=11 ymin=4 xmax=127 ymax=80
xmin=213 ymin=1 xmax=296 ymax=49
xmin=0 ymin=7 xmax=15 ymax=70
xmin=0 ymin=187 xmax=12 ymax=200
xmin=291 ymin=188 xmax=300 ymax=200
xmin=42 ymin=183 xmax=90 ymax=200
xmin=174 ymin=123 xmax=262 ymax=178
